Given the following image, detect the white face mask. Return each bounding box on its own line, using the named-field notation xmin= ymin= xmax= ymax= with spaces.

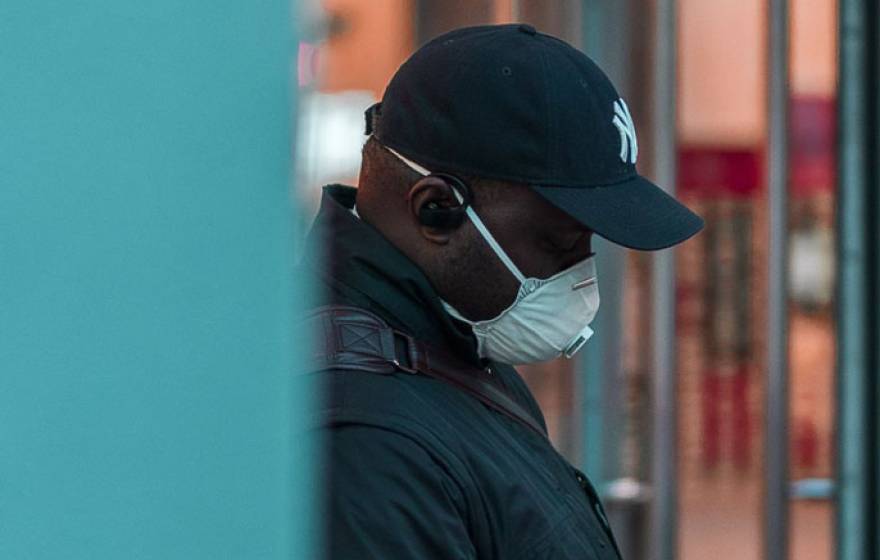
xmin=441 ymin=199 xmax=600 ymax=365
xmin=382 ymin=143 xmax=600 ymax=365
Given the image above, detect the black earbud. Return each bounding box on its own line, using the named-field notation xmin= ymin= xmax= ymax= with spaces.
xmin=419 ymin=201 xmax=466 ymax=229
xmin=417 ymin=173 xmax=473 ymax=229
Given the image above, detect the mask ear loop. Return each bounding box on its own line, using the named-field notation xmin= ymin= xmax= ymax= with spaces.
xmin=384 ymin=144 xmax=527 ymax=284
xmin=450 ymin=189 xmax=527 ymax=284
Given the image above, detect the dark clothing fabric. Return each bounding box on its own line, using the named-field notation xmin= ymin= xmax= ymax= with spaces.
xmin=303 ymin=185 xmax=622 ymax=560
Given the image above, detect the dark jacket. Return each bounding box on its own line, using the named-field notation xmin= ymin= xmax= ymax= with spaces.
xmin=303 ymin=185 xmax=622 ymax=560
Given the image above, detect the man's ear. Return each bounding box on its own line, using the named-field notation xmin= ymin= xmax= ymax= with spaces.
xmin=407 ymin=176 xmax=463 ymax=244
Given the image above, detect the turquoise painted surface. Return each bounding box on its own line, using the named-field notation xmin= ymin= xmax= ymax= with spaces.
xmin=0 ymin=2 xmax=314 ymax=558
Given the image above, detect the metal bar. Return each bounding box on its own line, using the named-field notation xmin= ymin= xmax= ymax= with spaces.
xmin=578 ymin=237 xmax=626 ymax=483
xmin=578 ymin=0 xmax=602 ymax=481
xmin=649 ymin=0 xmax=677 ymax=557
xmin=836 ymin=1 xmax=871 ymax=558
xmin=765 ymin=0 xmax=790 ymax=558
xmin=580 ymin=0 xmax=605 ymax=62
xmin=871 ymin=3 xmax=880 ymax=555
xmin=577 ymin=255 xmax=610 ymax=479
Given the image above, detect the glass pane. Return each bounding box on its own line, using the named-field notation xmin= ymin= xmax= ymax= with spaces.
xmin=788 ymin=0 xmax=838 ymax=557
xmin=676 ymin=1 xmax=767 ymax=558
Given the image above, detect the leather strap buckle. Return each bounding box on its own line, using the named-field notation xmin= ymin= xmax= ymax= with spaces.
xmin=391 ymin=329 xmax=418 ymax=374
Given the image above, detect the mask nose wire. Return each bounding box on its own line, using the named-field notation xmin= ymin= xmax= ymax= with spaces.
xmin=384 ymin=144 xmax=527 ymax=285
xmin=572 ymin=276 xmax=597 ymax=290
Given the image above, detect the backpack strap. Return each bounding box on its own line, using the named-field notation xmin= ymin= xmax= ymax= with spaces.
xmin=303 ymin=305 xmax=548 ymax=439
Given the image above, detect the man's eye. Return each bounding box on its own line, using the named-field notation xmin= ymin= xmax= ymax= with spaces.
xmin=543 ymin=238 xmax=574 ymax=254
xmin=554 ymin=242 xmax=575 ymax=253
xmin=549 ymin=235 xmax=581 ymax=253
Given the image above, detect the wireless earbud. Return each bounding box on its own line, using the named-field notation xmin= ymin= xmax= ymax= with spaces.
xmin=417 ymin=173 xmax=473 ymax=229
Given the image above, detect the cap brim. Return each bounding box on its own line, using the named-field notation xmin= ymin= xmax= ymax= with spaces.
xmin=531 ymin=175 xmax=704 ymax=251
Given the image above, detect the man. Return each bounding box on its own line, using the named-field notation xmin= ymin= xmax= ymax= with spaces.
xmin=302 ymin=24 xmax=703 ymax=559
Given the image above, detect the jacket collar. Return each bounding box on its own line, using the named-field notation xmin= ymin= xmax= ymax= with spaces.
xmin=302 ymin=185 xmax=482 ymax=367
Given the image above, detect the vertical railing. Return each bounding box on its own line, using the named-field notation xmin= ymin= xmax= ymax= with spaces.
xmin=765 ymin=0 xmax=790 ymax=558
xmin=836 ymin=0 xmax=877 ymax=558
xmin=650 ymin=0 xmax=679 ymax=558
xmin=579 ymin=0 xmax=622 ymax=488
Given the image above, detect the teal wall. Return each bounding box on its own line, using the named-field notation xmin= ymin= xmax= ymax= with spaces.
xmin=0 ymin=2 xmax=314 ymax=558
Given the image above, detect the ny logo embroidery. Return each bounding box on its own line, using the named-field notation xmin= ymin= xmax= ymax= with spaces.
xmin=612 ymin=98 xmax=638 ymax=164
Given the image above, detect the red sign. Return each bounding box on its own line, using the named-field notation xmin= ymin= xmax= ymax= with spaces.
xmin=677 ymin=96 xmax=835 ymax=201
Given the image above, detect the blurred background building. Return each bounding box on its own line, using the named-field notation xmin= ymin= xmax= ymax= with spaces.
xmin=294 ymin=1 xmax=879 ymax=559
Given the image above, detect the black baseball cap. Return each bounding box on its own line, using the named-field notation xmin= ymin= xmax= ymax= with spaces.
xmin=366 ymin=24 xmax=703 ymax=251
